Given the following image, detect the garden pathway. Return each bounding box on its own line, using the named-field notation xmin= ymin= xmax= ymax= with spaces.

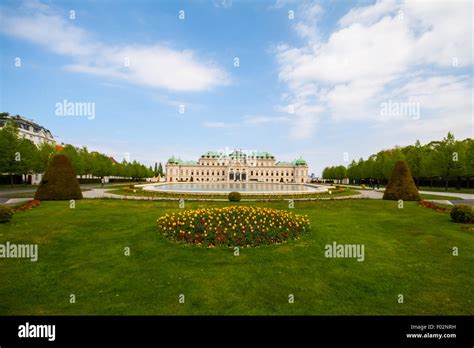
xmin=4 ymin=187 xmax=474 ymax=205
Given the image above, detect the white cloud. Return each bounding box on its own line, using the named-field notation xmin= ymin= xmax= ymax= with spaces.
xmin=269 ymin=0 xmax=300 ymax=10
xmin=338 ymin=0 xmax=397 ymax=27
xmin=382 ymin=75 xmax=473 ymax=136
xmin=275 ymin=0 xmax=473 ymax=140
xmin=293 ymin=3 xmax=323 ymax=43
xmin=3 ymin=13 xmax=98 ymax=57
xmin=213 ymin=0 xmax=233 ymax=9
xmin=402 ymin=1 xmax=473 ymax=67
xmin=0 ymin=2 xmax=229 ymax=92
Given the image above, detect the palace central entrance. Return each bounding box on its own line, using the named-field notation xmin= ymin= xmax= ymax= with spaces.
xmin=229 ymin=171 xmax=247 ymax=182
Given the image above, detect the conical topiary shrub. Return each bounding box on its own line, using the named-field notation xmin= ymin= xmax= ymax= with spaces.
xmin=35 ymin=154 xmax=83 ymax=200
xmin=383 ymin=160 xmax=420 ymax=201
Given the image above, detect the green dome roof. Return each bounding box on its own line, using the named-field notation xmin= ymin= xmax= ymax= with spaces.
xmin=201 ymin=151 xmax=223 ymax=158
xmin=229 ymin=150 xmax=247 ymax=158
xmin=251 ymin=151 xmax=274 ymax=159
xmin=276 ymin=161 xmax=293 ymax=166
xmin=168 ymin=156 xmax=197 ymax=165
xmin=167 ymin=156 xmax=182 ymax=164
xmin=169 ymin=150 xmax=289 ymax=164
xmin=293 ymin=157 xmax=307 ymax=166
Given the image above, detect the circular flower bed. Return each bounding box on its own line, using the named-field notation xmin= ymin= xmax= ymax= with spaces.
xmin=157 ymin=206 xmax=310 ymax=247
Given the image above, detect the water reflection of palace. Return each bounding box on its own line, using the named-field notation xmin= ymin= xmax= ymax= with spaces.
xmin=166 ymin=150 xmax=308 ymax=183
xmin=159 ymin=182 xmax=316 ymax=192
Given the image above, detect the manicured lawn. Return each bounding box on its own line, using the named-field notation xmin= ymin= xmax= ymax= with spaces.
xmin=0 ymin=188 xmax=91 ymax=199
xmin=420 ymin=193 xmax=464 ymax=200
xmin=0 ymin=199 xmax=472 ymax=315
xmin=0 ymin=191 xmax=36 ymax=198
xmin=339 ymin=184 xmax=474 ymax=195
xmin=0 ymin=185 xmax=38 ymax=190
xmin=419 ymin=186 xmax=474 ymax=194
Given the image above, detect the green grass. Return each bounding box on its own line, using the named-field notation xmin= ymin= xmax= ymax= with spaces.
xmin=0 ymin=188 xmax=91 ymax=199
xmin=0 ymin=199 xmax=472 ymax=315
xmin=0 ymin=185 xmax=38 ymax=191
xmin=419 ymin=186 xmax=474 ymax=194
xmin=339 ymin=184 xmax=474 ymax=195
xmin=420 ymin=193 xmax=464 ymax=200
xmin=0 ymin=191 xmax=36 ymax=198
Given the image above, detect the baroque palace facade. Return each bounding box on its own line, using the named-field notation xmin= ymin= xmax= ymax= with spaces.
xmin=0 ymin=114 xmax=55 ymax=146
xmin=166 ymin=150 xmax=308 ymax=183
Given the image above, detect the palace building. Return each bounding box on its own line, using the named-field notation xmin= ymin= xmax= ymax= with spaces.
xmin=0 ymin=114 xmax=55 ymax=185
xmin=166 ymin=150 xmax=309 ymax=183
xmin=0 ymin=114 xmax=55 ymax=146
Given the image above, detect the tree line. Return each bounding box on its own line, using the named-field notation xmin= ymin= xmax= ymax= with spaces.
xmin=0 ymin=121 xmax=155 ymax=185
xmin=153 ymin=162 xmax=164 ymax=177
xmin=322 ymin=133 xmax=474 ymax=190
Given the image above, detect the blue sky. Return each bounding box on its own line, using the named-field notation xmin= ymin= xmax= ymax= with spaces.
xmin=0 ymin=0 xmax=472 ymax=175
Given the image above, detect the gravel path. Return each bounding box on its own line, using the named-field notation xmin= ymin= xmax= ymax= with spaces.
xmin=339 ymin=184 xmax=474 ymax=199
xmin=5 ymin=186 xmax=474 ymax=205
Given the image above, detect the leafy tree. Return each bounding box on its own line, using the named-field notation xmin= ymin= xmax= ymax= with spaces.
xmin=404 ymin=140 xmax=426 ymax=187
xmin=37 ymin=142 xmax=56 ymax=172
xmin=334 ymin=165 xmax=347 ymax=182
xmin=381 ymin=148 xmax=405 ymax=181
xmin=464 ymin=139 xmax=474 ymax=187
xmin=76 ymin=147 xmax=90 ymax=177
xmin=0 ymin=121 xmax=22 ymax=186
xmin=16 ymin=138 xmax=40 ymax=183
xmin=429 ymin=132 xmax=464 ymax=191
xmin=329 ymin=133 xmax=472 ymax=190
xmin=0 ymin=117 xmax=154 ymax=185
xmin=60 ymin=145 xmax=83 ymax=175
xmin=364 ymin=155 xmax=379 ymax=181
xmin=346 ymin=160 xmax=360 ymax=183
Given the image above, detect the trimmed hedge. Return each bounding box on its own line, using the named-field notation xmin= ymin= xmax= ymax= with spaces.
xmin=0 ymin=204 xmax=14 ymax=223
xmin=35 ymin=154 xmax=83 ymax=200
xmin=228 ymin=191 xmax=242 ymax=202
xmin=383 ymin=160 xmax=420 ymax=201
xmin=450 ymin=205 xmax=474 ymax=223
